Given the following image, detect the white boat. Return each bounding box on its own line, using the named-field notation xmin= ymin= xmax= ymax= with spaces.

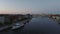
xmin=12 ymin=22 xmax=24 ymax=29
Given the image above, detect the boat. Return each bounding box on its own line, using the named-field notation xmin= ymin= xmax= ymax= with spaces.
xmin=11 ymin=22 xmax=24 ymax=30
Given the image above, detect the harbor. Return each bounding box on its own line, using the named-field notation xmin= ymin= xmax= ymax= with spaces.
xmin=0 ymin=14 xmax=60 ymax=34
xmin=0 ymin=16 xmax=60 ymax=34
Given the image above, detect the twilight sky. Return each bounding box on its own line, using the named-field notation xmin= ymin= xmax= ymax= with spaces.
xmin=0 ymin=0 xmax=60 ymax=14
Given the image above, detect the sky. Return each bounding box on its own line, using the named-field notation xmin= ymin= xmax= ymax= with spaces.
xmin=0 ymin=0 xmax=60 ymax=14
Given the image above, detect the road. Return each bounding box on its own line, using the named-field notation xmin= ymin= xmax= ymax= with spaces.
xmin=1 ymin=17 xmax=60 ymax=34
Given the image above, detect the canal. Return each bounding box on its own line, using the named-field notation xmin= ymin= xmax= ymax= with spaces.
xmin=1 ymin=17 xmax=60 ymax=34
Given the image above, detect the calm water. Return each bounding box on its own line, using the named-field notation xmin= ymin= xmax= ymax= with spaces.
xmin=1 ymin=17 xmax=60 ymax=34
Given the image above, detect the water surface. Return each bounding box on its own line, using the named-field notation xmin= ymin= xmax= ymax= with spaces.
xmin=1 ymin=17 xmax=60 ymax=34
